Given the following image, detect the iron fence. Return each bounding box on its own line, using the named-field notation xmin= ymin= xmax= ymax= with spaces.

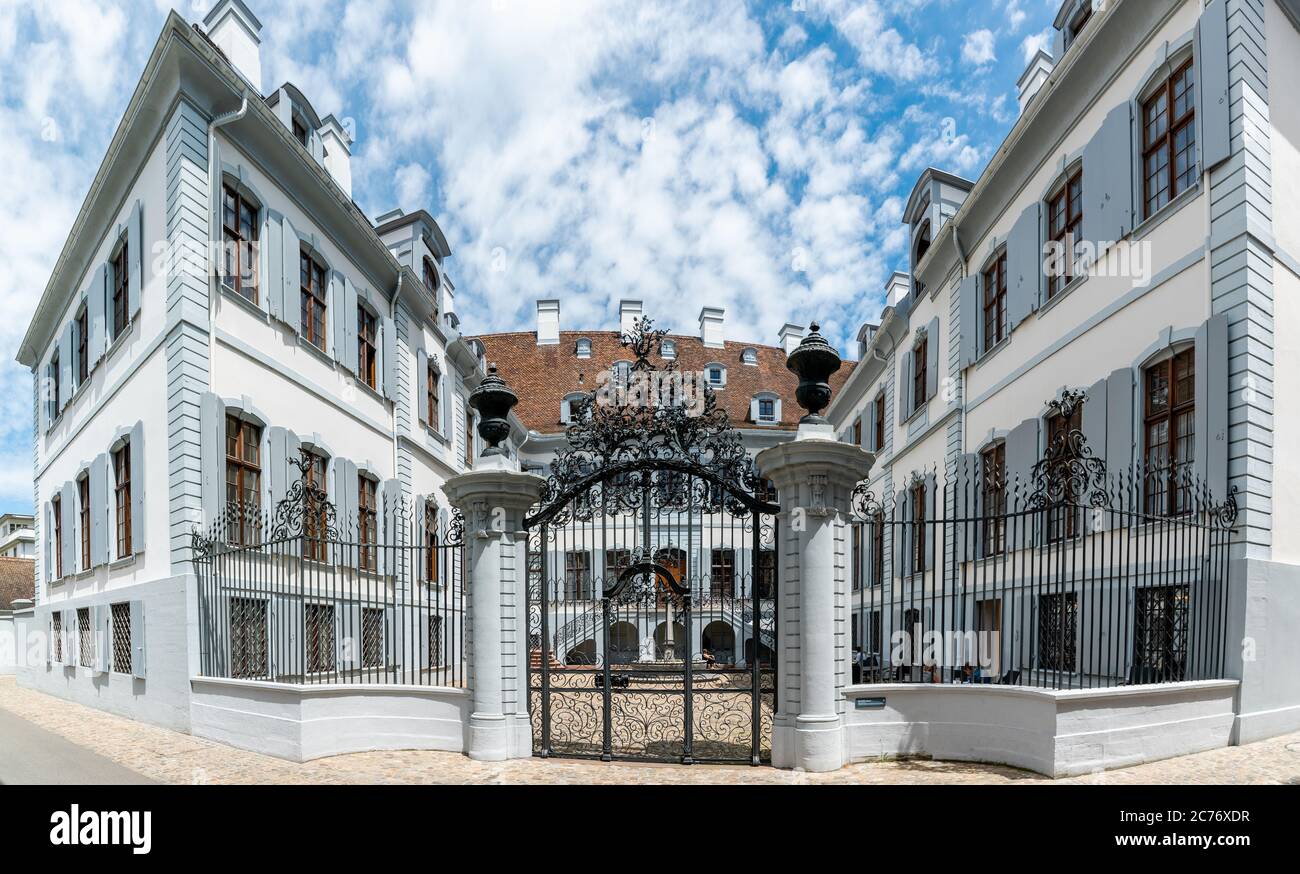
xmin=849 ymin=424 xmax=1238 ymax=691
xmin=192 ymin=457 xmax=467 ymax=687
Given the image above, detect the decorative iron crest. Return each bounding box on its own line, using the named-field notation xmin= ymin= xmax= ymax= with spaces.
xmin=621 ymin=314 xmax=675 ymax=372
xmin=269 ymin=450 xmax=342 ymax=541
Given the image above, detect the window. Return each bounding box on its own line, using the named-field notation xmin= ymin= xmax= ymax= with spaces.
xmin=1067 ymin=2 xmax=1093 ymax=44
xmin=305 ymin=603 xmax=336 ymax=674
xmin=78 ymin=607 xmax=92 ymax=667
xmin=1046 ymin=402 xmax=1083 ymax=540
xmin=660 ymin=339 xmax=676 ymax=359
xmin=983 ymin=251 xmax=1008 ymax=351
xmin=230 ymin=597 xmax=268 ymax=678
xmin=757 ymin=548 xmax=776 ymax=599
xmin=302 ymin=450 xmax=327 ymax=562
xmin=428 ymin=615 xmax=444 ymax=668
xmin=575 ymin=337 xmax=592 ymax=358
xmin=424 ymin=502 xmax=440 ymax=584
xmin=357 ymin=305 xmax=378 ymax=389
xmin=427 ymin=362 xmax=441 ymax=428
xmin=112 ymin=239 xmax=129 ymax=337
xmin=50 ymin=351 xmax=60 ymax=419
xmin=912 ymin=341 xmax=927 ymax=411
xmin=911 ymin=480 xmax=927 ymax=574
xmin=981 ymin=443 xmax=1006 ymax=557
xmin=292 ymin=117 xmax=308 ymax=147
xmin=358 ymin=475 xmax=377 ymax=571
xmin=464 ymin=413 xmax=475 ymax=468
xmin=1144 ymin=348 xmax=1195 ymax=516
xmin=222 ymin=184 xmax=259 ymax=303
xmin=76 ymin=307 xmax=88 ymax=385
xmin=1134 ymin=584 xmax=1189 ymax=681
xmin=52 ymin=494 xmax=63 ymax=578
xmin=564 ymin=551 xmax=591 ymax=600
xmin=1045 ymin=169 xmax=1083 ymax=300
xmin=758 ymin=397 xmax=776 ymax=423
xmin=1037 ymin=592 xmax=1077 ymax=672
xmin=611 ymin=360 xmax=631 ymax=389
xmin=299 ymin=251 xmax=327 ymax=350
xmin=605 ymin=549 xmax=632 ymax=588
xmin=852 ymin=419 xmax=862 ymax=445
xmin=225 ymin=415 xmax=262 ymax=546
xmin=870 ymin=511 xmax=884 ymax=586
xmin=851 ymin=524 xmax=862 ymax=591
xmin=742 ymin=348 xmax=758 ymax=365
xmin=707 ymin=365 xmax=725 ymax=387
xmin=53 ymin=612 xmax=62 ymax=662
xmin=422 ymin=258 xmax=440 ymax=320
xmin=1142 ymin=58 xmax=1196 ymax=219
xmin=710 ymin=549 xmax=735 ymax=599
xmin=111 ymin=602 xmax=131 ymax=674
xmin=873 ymin=393 xmax=885 ymax=450
xmin=914 ymin=219 xmax=931 ymax=264
xmin=113 ymin=443 xmax=131 ymax=558
xmin=78 ymin=474 xmax=90 ymax=571
xmin=362 ymin=607 xmax=384 ymax=669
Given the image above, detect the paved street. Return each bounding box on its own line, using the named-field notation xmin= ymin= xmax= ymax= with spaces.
xmin=1 ymin=677 xmax=1298 ymax=785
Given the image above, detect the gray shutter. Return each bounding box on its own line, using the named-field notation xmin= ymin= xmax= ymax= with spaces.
xmin=1197 ymin=0 xmax=1230 ymax=172
xmin=130 ymin=421 xmax=145 ymax=554
xmin=1082 ymin=379 xmax=1108 ymax=532
xmin=417 ymin=348 xmax=429 ymax=427
xmin=383 ymin=479 xmax=402 ymax=558
xmin=343 ymin=277 xmax=359 ymax=374
xmin=309 ymin=128 xmax=325 ymax=165
xmin=1007 ymin=203 xmax=1041 ymax=331
xmin=90 ymin=453 xmax=107 ymax=567
xmin=381 ymin=314 xmax=397 ymax=401
xmin=923 ymin=473 xmax=936 ymax=571
xmin=199 ymin=392 xmax=226 ymax=533
xmin=281 ymin=214 xmax=299 ymax=332
xmin=1052 ymin=27 xmax=1064 ymax=61
xmin=331 ymin=271 xmax=348 ymax=366
xmin=1106 ymin=367 xmax=1135 ymax=491
xmin=893 ymin=490 xmax=906 ymax=579
xmin=60 ymin=481 xmax=75 ymax=576
xmin=897 ymin=354 xmax=911 ymax=424
xmin=334 ymin=458 xmax=358 ymax=566
xmin=954 ymin=453 xmax=977 ymax=561
xmin=440 ymin=362 xmax=451 ymax=435
xmin=924 ymin=317 xmax=939 ymax=403
xmin=130 ymin=600 xmax=146 ymax=679
xmin=127 ymin=200 xmax=142 ymax=320
xmin=267 ymin=427 xmax=302 ymax=513
xmin=44 ymin=502 xmax=53 ymax=584
xmin=959 ymin=274 xmax=979 ymax=366
xmin=1004 ymin=417 xmax=1040 ymax=549
xmin=265 ymin=210 xmax=284 ymax=321
xmin=95 ymin=605 xmax=109 ymax=673
xmin=1194 ymin=313 xmax=1229 ymax=499
xmin=59 ymin=323 xmax=73 ymax=409
xmin=1082 ymin=103 xmax=1134 ymax=252
xmin=88 ymin=266 xmax=106 ymax=363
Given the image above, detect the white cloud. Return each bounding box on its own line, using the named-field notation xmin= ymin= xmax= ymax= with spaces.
xmin=1021 ymin=27 xmax=1054 ymax=65
xmin=1005 ymin=0 xmax=1027 ymax=32
xmin=961 ymin=29 xmax=997 ymax=67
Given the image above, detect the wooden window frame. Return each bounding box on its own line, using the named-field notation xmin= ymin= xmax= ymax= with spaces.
xmin=911 ymin=480 xmax=927 ymax=575
xmin=981 ymin=443 xmax=1006 ymax=557
xmin=1046 ymin=403 xmax=1084 ymax=541
xmin=112 ymin=239 xmax=129 ymax=337
xmin=983 ymin=251 xmax=1008 ymax=352
xmin=1143 ymin=348 xmax=1196 ymax=516
xmin=224 ymin=415 xmax=262 ymax=546
xmin=1142 ymin=58 xmax=1197 ymax=220
xmin=710 ymin=548 xmax=735 ymax=599
xmin=464 ymin=413 xmax=475 ymax=469
xmin=564 ymin=550 xmax=591 ymax=600
xmin=424 ymin=502 xmax=440 ymax=584
xmin=78 ymin=475 xmax=90 ymax=571
xmin=302 ymin=450 xmax=327 ymax=562
xmin=870 ymin=511 xmax=884 ymax=587
xmin=873 ymin=392 xmax=885 ymax=450
xmin=357 ymin=304 xmax=377 ymax=389
xmin=427 ymin=362 xmax=440 ymax=428
xmin=221 ymin=184 xmax=259 ymax=304
xmin=358 ymin=475 xmax=378 ymax=571
xmin=50 ymin=351 xmax=60 ymax=419
xmin=299 ymin=251 xmax=328 ymax=350
xmin=912 ymin=340 xmax=927 ymax=411
xmin=113 ymin=443 xmax=131 ymax=558
xmin=75 ymin=307 xmax=88 ymax=385
xmin=851 ymin=524 xmax=862 ymax=590
xmin=1045 ymin=169 xmax=1083 ymax=300
xmin=758 ymin=397 xmax=776 ymax=423
xmin=852 ymin=418 xmax=862 ymax=445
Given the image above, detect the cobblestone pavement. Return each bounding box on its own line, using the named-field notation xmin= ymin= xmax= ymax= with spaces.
xmin=2 ymin=678 xmax=1297 ymax=785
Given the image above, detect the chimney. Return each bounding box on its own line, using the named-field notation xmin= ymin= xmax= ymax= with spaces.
xmin=777 ymin=323 xmax=804 ymax=355
xmin=699 ymin=307 xmax=725 ymax=348
xmin=203 ymin=0 xmax=263 ymax=93
xmin=619 ymin=299 xmax=643 ymax=336
xmin=1017 ymin=49 xmax=1054 ymax=114
xmin=319 ymin=114 xmax=354 ymax=197
xmin=885 ymin=272 xmax=911 ymax=307
xmin=536 ymin=299 xmax=560 ymax=346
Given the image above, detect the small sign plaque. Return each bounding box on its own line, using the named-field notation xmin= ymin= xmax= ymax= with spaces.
xmin=855 ymin=697 xmax=886 ymax=710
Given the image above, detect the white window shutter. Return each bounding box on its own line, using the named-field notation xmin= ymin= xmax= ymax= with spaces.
xmin=131 ymin=600 xmax=146 ymax=679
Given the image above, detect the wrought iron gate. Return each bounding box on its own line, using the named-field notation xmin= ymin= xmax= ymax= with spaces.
xmin=524 ymin=317 xmax=778 ymax=764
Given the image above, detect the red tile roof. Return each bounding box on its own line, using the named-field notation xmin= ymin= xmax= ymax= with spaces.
xmin=0 ymin=557 xmax=34 ymax=610
xmin=473 ymin=330 xmax=854 ymax=435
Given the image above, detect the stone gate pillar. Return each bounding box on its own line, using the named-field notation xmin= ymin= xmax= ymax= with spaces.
xmin=757 ymin=324 xmax=872 ymax=772
xmin=442 ymin=366 xmax=544 ymax=762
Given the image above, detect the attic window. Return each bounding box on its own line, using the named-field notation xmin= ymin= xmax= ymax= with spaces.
xmin=706 ymin=364 xmax=726 ymax=387
xmin=660 ymin=339 xmax=676 ymax=359
xmin=914 ymin=219 xmax=932 ymax=264
xmin=292 ymin=118 xmax=308 ymax=147
xmin=576 ymin=337 xmax=592 ymax=358
xmin=1067 ymin=3 xmax=1093 ymax=44
xmin=741 ymin=348 xmax=758 ymax=366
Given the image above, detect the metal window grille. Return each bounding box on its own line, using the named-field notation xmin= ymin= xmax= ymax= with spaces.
xmin=53 ymin=612 xmax=62 ymax=662
xmin=111 ymin=603 xmax=131 ymax=674
xmin=361 ymin=607 xmax=384 ymax=669
xmin=78 ymin=608 xmax=92 ymax=667
xmin=428 ymin=615 xmax=443 ymax=669
xmin=305 ymin=603 xmax=336 ymax=674
xmin=1134 ymin=585 xmax=1189 ymax=682
xmin=230 ymin=597 xmax=268 ymax=679
xmin=1037 ymin=592 xmax=1078 ymax=673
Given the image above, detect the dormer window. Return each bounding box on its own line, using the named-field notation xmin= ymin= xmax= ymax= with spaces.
xmin=914 ymin=219 xmax=931 ymax=264
xmin=561 ymin=392 xmax=587 ymax=425
xmin=576 ymin=337 xmax=592 ymax=358
xmin=423 ymin=257 xmax=438 ymax=292
xmin=741 ymin=348 xmax=758 ymax=366
xmin=751 ymin=392 xmax=780 ymax=425
xmin=660 ymin=339 xmax=676 ymax=360
xmin=706 ymin=364 xmax=726 ymax=388
xmin=611 ymin=360 xmax=632 ymax=388
xmin=1068 ymin=3 xmax=1093 ymax=44
xmin=292 ymin=118 xmax=308 ymax=147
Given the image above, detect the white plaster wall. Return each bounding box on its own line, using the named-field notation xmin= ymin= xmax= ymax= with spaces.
xmin=190 ymin=677 xmax=470 ymax=761
xmin=1267 ymin=1 xmax=1300 ymax=260
xmin=843 ymin=679 xmax=1237 ymax=777
xmin=0 ymin=614 xmax=15 ymax=675
xmin=1271 ymin=262 xmax=1300 ymax=564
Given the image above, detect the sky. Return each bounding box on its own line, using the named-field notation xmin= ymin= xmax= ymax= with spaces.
xmin=0 ymin=0 xmax=1063 ymax=514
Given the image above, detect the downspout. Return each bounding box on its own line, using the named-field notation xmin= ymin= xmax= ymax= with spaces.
xmin=952 ymin=222 xmax=969 ymax=455
xmin=391 ymin=271 xmax=403 ymax=488
xmin=207 ymin=93 xmax=249 ymax=383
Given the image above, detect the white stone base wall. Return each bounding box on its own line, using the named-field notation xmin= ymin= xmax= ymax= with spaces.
xmin=190 ymin=677 xmax=470 ymax=762
xmin=0 ymin=613 xmax=16 ymax=675
xmin=844 ymin=680 xmax=1239 ymax=777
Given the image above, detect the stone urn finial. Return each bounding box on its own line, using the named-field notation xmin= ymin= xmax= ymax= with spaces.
xmin=786 ymin=321 xmax=842 ymax=425
xmin=469 ymin=363 xmax=518 ymax=456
